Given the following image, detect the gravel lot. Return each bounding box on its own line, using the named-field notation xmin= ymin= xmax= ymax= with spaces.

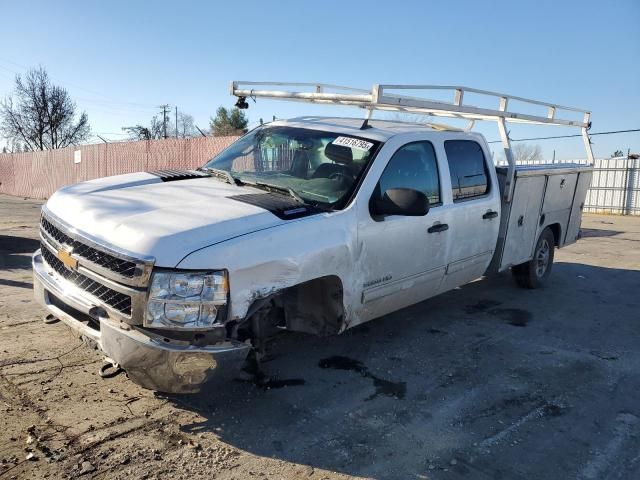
xmin=1 ymin=192 xmax=640 ymax=480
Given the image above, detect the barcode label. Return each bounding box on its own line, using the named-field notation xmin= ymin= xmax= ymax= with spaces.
xmin=332 ymin=136 xmax=374 ymax=151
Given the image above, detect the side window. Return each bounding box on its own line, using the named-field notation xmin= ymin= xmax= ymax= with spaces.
xmin=444 ymin=140 xmax=490 ymax=201
xmin=376 ymin=141 xmax=441 ymax=206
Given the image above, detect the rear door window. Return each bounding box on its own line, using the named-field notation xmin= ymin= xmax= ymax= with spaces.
xmin=444 ymin=140 xmax=490 ymax=201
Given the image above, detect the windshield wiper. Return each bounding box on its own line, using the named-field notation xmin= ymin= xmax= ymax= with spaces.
xmin=198 ymin=167 xmax=241 ymax=186
xmin=245 ymin=181 xmax=305 ymax=204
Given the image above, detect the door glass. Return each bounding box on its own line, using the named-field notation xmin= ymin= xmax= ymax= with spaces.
xmin=444 ymin=140 xmax=490 ymax=201
xmin=375 ymin=141 xmax=441 ymax=206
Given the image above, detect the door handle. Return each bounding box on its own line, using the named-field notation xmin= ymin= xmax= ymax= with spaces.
xmin=482 ymin=210 xmax=499 ymax=220
xmin=428 ymin=223 xmax=449 ymax=233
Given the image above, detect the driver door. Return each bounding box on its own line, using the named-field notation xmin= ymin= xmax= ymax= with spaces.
xmin=356 ymin=140 xmax=449 ymax=322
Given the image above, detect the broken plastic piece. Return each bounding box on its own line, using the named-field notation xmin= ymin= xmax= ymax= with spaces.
xmin=43 ymin=314 xmax=59 ymax=325
xmin=99 ymin=361 xmax=123 ymax=379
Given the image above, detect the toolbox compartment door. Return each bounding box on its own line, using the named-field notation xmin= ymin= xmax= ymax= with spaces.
xmin=564 ymin=170 xmax=593 ymax=245
xmin=499 ymin=175 xmax=546 ymax=269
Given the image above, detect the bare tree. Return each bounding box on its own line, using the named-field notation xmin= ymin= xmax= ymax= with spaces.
xmin=122 ymin=116 xmax=165 ymax=140
xmin=0 ymin=67 xmax=90 ymax=150
xmin=1 ymin=138 xmax=25 ymax=153
xmin=124 ymin=112 xmax=197 ymax=140
xmin=512 ymin=143 xmax=543 ymax=163
xmin=176 ymin=112 xmax=196 ymax=138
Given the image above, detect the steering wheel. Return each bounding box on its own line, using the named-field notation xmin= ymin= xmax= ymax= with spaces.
xmin=328 ymin=171 xmax=353 ymax=183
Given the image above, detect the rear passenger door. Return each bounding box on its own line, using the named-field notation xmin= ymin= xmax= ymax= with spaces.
xmin=439 ymin=139 xmax=501 ymax=292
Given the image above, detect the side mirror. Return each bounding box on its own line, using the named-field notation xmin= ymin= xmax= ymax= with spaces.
xmin=370 ymin=188 xmax=430 ymax=217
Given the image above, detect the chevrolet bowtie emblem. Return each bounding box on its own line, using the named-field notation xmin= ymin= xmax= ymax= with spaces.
xmin=57 ymin=248 xmax=78 ymax=271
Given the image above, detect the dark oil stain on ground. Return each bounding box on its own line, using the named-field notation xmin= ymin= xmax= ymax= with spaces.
xmin=465 ymin=299 xmax=532 ymax=326
xmin=464 ymin=299 xmax=502 ymax=314
xmin=261 ymin=378 xmax=306 ymax=389
xmin=318 ymin=356 xmax=406 ymax=400
xmin=240 ymin=357 xmax=306 ymax=390
xmin=464 ymin=395 xmax=566 ymax=425
xmin=590 ymin=350 xmax=619 ymax=361
xmin=488 ymin=308 xmax=532 ymax=327
xmin=428 ymin=328 xmax=447 ymax=335
xmin=542 ymin=403 xmax=565 ymax=417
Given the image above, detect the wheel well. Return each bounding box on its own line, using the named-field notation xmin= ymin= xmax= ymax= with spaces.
xmin=547 ymin=223 xmax=562 ymax=246
xmin=241 ymin=275 xmax=345 ymax=338
xmin=281 ymin=275 xmax=345 ymax=336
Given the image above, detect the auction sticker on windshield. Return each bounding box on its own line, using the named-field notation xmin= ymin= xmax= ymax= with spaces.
xmin=332 ymin=136 xmax=374 ymax=151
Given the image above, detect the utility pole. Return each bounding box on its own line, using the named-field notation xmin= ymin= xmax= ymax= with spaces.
xmin=159 ymin=104 xmax=170 ymax=139
xmin=175 ymin=106 xmax=178 ymax=138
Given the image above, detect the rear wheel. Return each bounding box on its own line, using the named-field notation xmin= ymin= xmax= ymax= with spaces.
xmin=512 ymin=227 xmax=555 ymax=289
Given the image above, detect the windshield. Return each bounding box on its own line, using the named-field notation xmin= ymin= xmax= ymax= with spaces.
xmin=202 ymin=125 xmax=381 ymax=208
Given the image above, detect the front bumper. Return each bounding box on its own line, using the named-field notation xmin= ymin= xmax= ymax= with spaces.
xmin=32 ymin=250 xmax=250 ymax=393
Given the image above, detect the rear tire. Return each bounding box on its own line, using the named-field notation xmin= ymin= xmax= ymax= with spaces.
xmin=512 ymin=227 xmax=555 ymax=289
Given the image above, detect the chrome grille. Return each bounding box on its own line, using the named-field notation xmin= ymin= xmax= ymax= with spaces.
xmin=41 ymin=216 xmax=137 ymax=277
xmin=41 ymin=244 xmax=133 ymax=316
xmin=39 ymin=210 xmax=154 ymax=287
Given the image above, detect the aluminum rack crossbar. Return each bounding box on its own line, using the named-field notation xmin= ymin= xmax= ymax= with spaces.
xmin=230 ymin=81 xmax=594 ymax=202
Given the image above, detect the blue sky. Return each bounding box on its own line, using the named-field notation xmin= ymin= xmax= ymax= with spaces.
xmin=0 ymin=0 xmax=638 ymax=160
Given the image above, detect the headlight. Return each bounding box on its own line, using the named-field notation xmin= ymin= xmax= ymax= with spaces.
xmin=145 ymin=271 xmax=228 ymax=329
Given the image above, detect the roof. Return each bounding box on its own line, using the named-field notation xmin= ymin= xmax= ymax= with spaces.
xmin=272 ymin=116 xmax=467 ymax=142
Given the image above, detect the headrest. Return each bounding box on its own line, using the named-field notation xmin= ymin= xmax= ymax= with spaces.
xmin=325 ymin=142 xmax=353 ymax=164
xmin=392 ymin=149 xmax=425 ymax=171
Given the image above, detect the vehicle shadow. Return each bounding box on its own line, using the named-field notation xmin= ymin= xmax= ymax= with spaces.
xmin=0 ymin=278 xmax=33 ymax=289
xmin=0 ymin=235 xmax=40 ymax=270
xmin=580 ymin=228 xmax=623 ymax=238
xmin=159 ymin=262 xmax=640 ymax=479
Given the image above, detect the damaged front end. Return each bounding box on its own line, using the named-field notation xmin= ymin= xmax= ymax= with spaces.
xmin=33 ymin=251 xmax=250 ymax=393
xmin=32 ymin=210 xmax=250 ymax=393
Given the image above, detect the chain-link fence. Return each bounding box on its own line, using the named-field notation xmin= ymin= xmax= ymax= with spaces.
xmin=0 ymin=136 xmax=238 ymax=199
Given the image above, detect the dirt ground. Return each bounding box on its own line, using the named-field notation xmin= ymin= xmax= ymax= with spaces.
xmin=1 ymin=192 xmax=640 ymax=480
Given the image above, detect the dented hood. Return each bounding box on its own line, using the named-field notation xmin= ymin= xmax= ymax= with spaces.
xmin=45 ymin=172 xmax=290 ymax=266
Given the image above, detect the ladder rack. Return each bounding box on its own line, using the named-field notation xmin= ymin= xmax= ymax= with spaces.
xmin=230 ymin=81 xmax=594 ymax=202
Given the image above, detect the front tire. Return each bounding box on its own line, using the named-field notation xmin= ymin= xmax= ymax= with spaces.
xmin=512 ymin=227 xmax=555 ymax=289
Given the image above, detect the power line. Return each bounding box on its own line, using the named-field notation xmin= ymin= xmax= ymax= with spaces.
xmin=75 ymin=97 xmax=158 ymax=111
xmin=487 ymin=128 xmax=640 ymax=144
xmin=0 ymin=57 xmax=157 ymax=109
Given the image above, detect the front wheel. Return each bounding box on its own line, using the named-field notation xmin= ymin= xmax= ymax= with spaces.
xmin=512 ymin=227 xmax=555 ymax=289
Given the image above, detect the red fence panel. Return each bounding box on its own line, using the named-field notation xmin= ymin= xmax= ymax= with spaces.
xmin=0 ymin=154 xmax=15 ymax=195
xmin=0 ymin=136 xmax=238 ymax=199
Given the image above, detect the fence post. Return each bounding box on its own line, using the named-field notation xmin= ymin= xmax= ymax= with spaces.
xmin=103 ymin=141 xmax=108 ymax=178
xmin=621 ymin=155 xmax=630 ymax=215
xmin=145 ymin=140 xmax=149 ymax=171
xmin=624 ymin=156 xmax=639 ymax=215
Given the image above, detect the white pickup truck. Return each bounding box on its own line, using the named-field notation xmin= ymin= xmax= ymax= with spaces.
xmin=33 ymin=83 xmax=594 ymax=393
